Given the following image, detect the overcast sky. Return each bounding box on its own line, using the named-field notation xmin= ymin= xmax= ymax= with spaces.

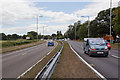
xmin=0 ymin=0 xmax=119 ymax=35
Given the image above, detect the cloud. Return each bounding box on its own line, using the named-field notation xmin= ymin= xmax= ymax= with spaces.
xmin=1 ymin=23 xmax=68 ymax=35
xmin=74 ymin=1 xmax=119 ymax=21
xmin=45 ymin=25 xmax=68 ymax=35
xmin=1 ymin=0 xmax=40 ymax=25
xmin=1 ymin=0 xmax=119 ymax=35
xmin=1 ymin=23 xmax=46 ymax=35
xmin=38 ymin=10 xmax=78 ymax=24
xmin=1 ymin=0 xmax=78 ymax=26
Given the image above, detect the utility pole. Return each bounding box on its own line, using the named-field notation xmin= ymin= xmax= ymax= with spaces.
xmin=88 ymin=16 xmax=90 ymax=38
xmin=37 ymin=16 xmax=42 ymax=42
xmin=110 ymin=0 xmax=112 ymax=44
xmin=75 ymin=23 xmax=77 ymax=40
xmin=37 ymin=16 xmax=39 ymax=42
xmin=81 ymin=16 xmax=90 ymax=37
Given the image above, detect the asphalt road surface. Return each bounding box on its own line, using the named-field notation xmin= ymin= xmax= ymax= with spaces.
xmin=2 ymin=41 xmax=57 ymax=78
xmin=68 ymin=41 xmax=120 ymax=79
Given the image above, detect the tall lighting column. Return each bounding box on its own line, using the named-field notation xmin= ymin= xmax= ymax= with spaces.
xmin=110 ymin=0 xmax=112 ymax=43
xmin=37 ymin=15 xmax=43 ymax=42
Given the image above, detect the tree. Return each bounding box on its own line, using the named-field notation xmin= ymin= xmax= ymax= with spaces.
xmin=52 ymin=34 xmax=56 ymax=39
xmin=92 ymin=9 xmax=110 ymax=37
xmin=11 ymin=34 xmax=19 ymax=40
xmin=65 ymin=21 xmax=81 ymax=40
xmin=56 ymin=31 xmax=63 ymax=39
xmin=113 ymin=7 xmax=120 ymax=35
xmin=89 ymin=8 xmax=117 ymax=38
xmin=0 ymin=33 xmax=6 ymax=40
xmin=6 ymin=34 xmax=12 ymax=40
xmin=27 ymin=31 xmax=38 ymax=40
xmin=77 ymin=21 xmax=88 ymax=39
xmin=22 ymin=35 xmax=27 ymax=39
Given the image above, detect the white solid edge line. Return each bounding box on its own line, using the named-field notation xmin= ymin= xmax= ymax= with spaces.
xmin=68 ymin=43 xmax=107 ymax=80
xmin=17 ymin=41 xmax=58 ymax=79
xmin=35 ymin=41 xmax=58 ymax=79
xmin=111 ymin=55 xmax=120 ymax=59
xmin=47 ymin=42 xmax=58 ymax=55
xmin=17 ymin=56 xmax=45 ymax=79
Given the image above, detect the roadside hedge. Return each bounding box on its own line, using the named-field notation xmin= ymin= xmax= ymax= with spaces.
xmin=2 ymin=39 xmax=37 ymax=48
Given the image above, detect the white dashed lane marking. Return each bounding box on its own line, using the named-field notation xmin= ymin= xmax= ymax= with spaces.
xmin=22 ymin=53 xmax=27 ymax=55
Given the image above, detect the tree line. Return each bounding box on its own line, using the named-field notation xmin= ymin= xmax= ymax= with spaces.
xmin=0 ymin=31 xmax=39 ymax=40
xmin=65 ymin=7 xmax=120 ymax=40
xmin=0 ymin=30 xmax=64 ymax=40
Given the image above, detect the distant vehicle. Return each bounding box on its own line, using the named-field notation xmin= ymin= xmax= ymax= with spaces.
xmin=105 ymin=40 xmax=111 ymax=50
xmin=83 ymin=38 xmax=109 ymax=57
xmin=48 ymin=40 xmax=54 ymax=46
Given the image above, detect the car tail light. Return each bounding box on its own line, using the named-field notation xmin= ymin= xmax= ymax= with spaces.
xmin=91 ymin=46 xmax=96 ymax=50
xmin=105 ymin=48 xmax=108 ymax=50
xmin=91 ymin=48 xmax=96 ymax=50
xmin=105 ymin=46 xmax=108 ymax=50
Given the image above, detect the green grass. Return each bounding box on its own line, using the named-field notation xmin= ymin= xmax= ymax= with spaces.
xmin=1 ymin=40 xmax=45 ymax=53
xmin=1 ymin=39 xmax=38 ymax=48
xmin=111 ymin=43 xmax=120 ymax=50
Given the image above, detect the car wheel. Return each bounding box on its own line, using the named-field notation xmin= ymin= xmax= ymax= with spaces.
xmin=104 ymin=54 xmax=108 ymax=57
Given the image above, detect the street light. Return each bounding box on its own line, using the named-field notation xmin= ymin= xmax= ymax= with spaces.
xmin=110 ymin=0 xmax=112 ymax=44
xmin=74 ymin=22 xmax=77 ymax=40
xmin=81 ymin=16 xmax=90 ymax=38
xmin=37 ymin=15 xmax=43 ymax=42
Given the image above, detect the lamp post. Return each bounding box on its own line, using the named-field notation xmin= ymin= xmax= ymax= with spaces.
xmin=37 ymin=15 xmax=42 ymax=42
xmin=74 ymin=22 xmax=77 ymax=40
xmin=81 ymin=16 xmax=90 ymax=37
xmin=110 ymin=0 xmax=112 ymax=43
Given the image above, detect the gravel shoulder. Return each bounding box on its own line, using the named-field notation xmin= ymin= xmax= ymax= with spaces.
xmin=51 ymin=41 xmax=99 ymax=79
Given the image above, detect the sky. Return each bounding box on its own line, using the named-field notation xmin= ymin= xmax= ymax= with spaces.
xmin=0 ymin=0 xmax=119 ymax=35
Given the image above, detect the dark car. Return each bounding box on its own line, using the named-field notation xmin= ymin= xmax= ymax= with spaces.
xmin=48 ymin=40 xmax=54 ymax=46
xmin=83 ymin=38 xmax=109 ymax=57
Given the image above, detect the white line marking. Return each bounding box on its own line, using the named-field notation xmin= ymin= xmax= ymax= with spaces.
xmin=17 ymin=41 xmax=58 ymax=79
xmin=2 ymin=43 xmax=46 ymax=57
xmin=47 ymin=41 xmax=58 ymax=55
xmin=68 ymin=42 xmax=107 ymax=80
xmin=22 ymin=53 xmax=26 ymax=55
xmin=17 ymin=57 xmax=44 ymax=79
xmin=111 ymin=55 xmax=120 ymax=59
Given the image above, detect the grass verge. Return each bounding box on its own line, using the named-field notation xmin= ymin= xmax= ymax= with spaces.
xmin=111 ymin=43 xmax=120 ymax=50
xmin=51 ymin=41 xmax=99 ymax=79
xmin=1 ymin=39 xmax=38 ymax=48
xmin=1 ymin=40 xmax=45 ymax=53
xmin=19 ymin=41 xmax=62 ymax=79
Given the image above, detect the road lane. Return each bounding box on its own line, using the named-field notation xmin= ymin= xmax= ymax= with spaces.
xmin=2 ymin=41 xmax=57 ymax=78
xmin=68 ymin=41 xmax=119 ymax=79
